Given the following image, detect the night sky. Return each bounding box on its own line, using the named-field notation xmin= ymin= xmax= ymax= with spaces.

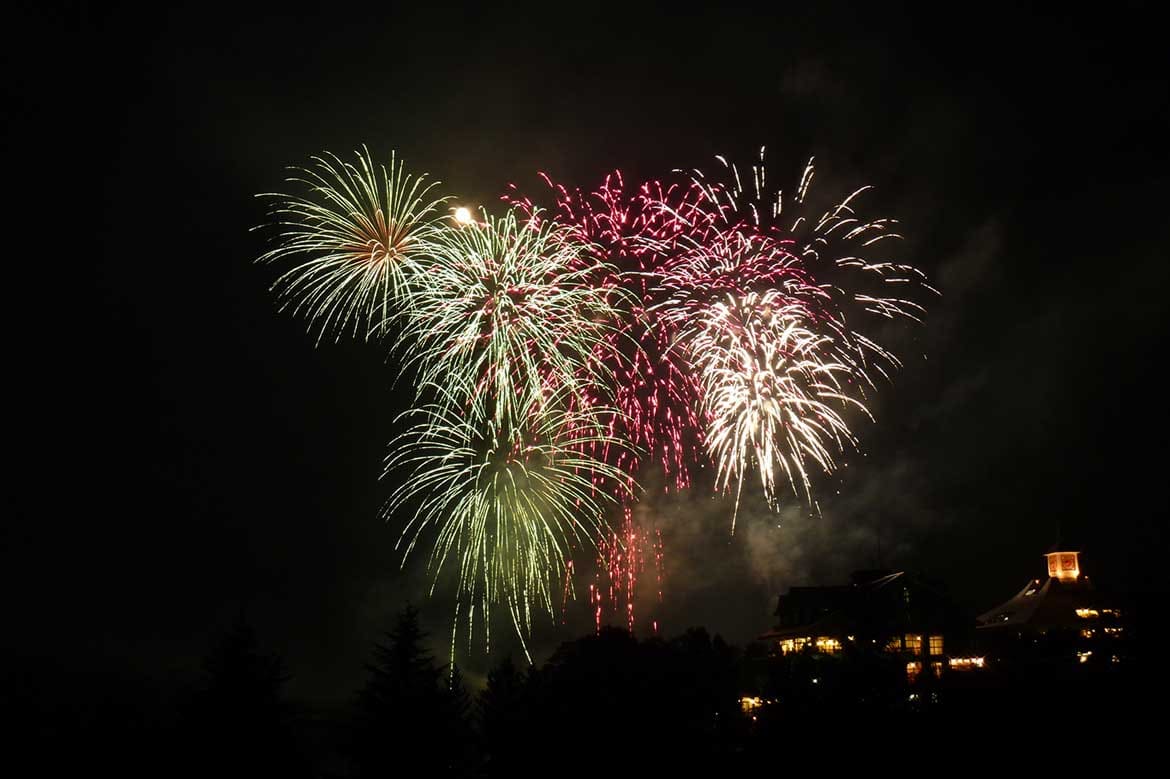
xmin=9 ymin=2 xmax=1168 ymax=702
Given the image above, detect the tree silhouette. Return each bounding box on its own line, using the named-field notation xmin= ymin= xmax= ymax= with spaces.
xmin=478 ymin=655 xmax=529 ymax=774
xmin=350 ymin=605 xmax=472 ymax=776
xmin=181 ymin=614 xmax=306 ymax=777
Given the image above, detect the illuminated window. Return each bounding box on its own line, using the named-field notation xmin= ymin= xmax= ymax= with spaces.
xmin=1080 ymin=628 xmax=1094 ymax=639
xmin=1075 ymin=608 xmax=1099 ymax=619
xmin=1104 ymin=627 xmax=1123 ymax=636
xmin=904 ymin=634 xmax=923 ymax=655
xmin=740 ymin=696 xmax=763 ymax=713
xmin=948 ymin=656 xmax=985 ymax=670
xmin=931 ymin=661 xmax=943 ymax=679
xmin=1078 ymin=650 xmax=1092 ymax=664
xmin=906 ymin=661 xmax=921 ymax=683
xmin=815 ymin=637 xmax=841 ymax=654
xmin=885 ymin=636 xmax=901 ymax=652
xmin=929 ymin=635 xmax=944 ymax=656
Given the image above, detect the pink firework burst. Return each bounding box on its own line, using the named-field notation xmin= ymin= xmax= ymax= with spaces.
xmin=506 ymin=172 xmax=712 ymax=632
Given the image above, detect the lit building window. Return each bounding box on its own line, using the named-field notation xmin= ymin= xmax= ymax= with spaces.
xmin=929 ymin=635 xmax=944 ymax=656
xmin=1080 ymin=628 xmax=1094 ymax=639
xmin=885 ymin=636 xmax=901 ymax=652
xmin=740 ymin=696 xmax=764 ymax=714
xmin=906 ymin=661 xmax=921 ymax=682
xmin=815 ymin=637 xmax=841 ymax=654
xmin=778 ymin=637 xmax=812 ymax=655
xmin=1078 ymin=650 xmax=1092 ymax=664
xmin=1102 ymin=608 xmax=1121 ymax=618
xmin=1075 ymin=608 xmax=1099 ymax=619
xmin=1104 ymin=627 xmax=1123 ymax=636
xmin=931 ymin=661 xmax=943 ymax=679
xmin=948 ymin=656 xmax=985 ymax=670
xmin=904 ymin=634 xmax=923 ymax=655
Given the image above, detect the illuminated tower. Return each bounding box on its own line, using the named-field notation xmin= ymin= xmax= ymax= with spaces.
xmin=977 ymin=543 xmax=1125 ymax=669
xmin=1045 ymin=549 xmax=1080 ymax=582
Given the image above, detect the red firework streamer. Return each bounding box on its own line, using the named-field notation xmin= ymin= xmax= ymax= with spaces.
xmin=504 ymin=172 xmax=708 ymax=630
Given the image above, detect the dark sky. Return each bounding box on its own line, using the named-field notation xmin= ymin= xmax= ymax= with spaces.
xmin=8 ymin=2 xmax=1168 ymax=700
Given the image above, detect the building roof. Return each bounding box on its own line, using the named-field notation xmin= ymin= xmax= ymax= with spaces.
xmin=976 ymin=573 xmax=1108 ymax=630
xmin=760 ymin=570 xmax=965 ymax=642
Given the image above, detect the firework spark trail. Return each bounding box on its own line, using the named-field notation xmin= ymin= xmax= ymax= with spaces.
xmin=662 ymin=150 xmax=934 ymax=530
xmin=681 ymin=149 xmax=936 ymax=383
xmin=403 ymin=207 xmax=628 ymax=431
xmin=505 ymin=173 xmax=711 ymax=492
xmin=687 ymin=290 xmax=867 ymax=532
xmin=254 ymin=148 xmax=449 ymax=345
xmin=504 ymin=173 xmax=713 ymax=631
xmin=384 ymin=383 xmax=631 ymax=661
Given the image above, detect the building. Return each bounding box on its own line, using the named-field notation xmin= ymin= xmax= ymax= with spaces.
xmin=759 ymin=570 xmax=981 ymax=682
xmin=977 ymin=545 xmax=1125 ymax=669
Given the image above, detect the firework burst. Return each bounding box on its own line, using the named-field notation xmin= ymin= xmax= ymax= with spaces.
xmin=682 ymin=148 xmax=935 ymax=383
xmin=384 ymin=384 xmax=631 ymax=660
xmin=255 ymin=147 xmax=448 ymax=344
xmin=687 ymin=290 xmax=866 ymax=531
xmin=504 ymin=173 xmax=714 ymax=630
xmin=404 ymin=207 xmax=627 ymax=430
xmin=662 ymin=150 xmax=934 ymax=529
xmin=256 ymin=144 xmax=933 ymax=658
xmin=505 ymin=172 xmax=714 ymax=493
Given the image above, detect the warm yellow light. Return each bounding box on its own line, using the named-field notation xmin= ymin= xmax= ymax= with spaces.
xmin=1046 ymin=551 xmax=1080 ymax=581
xmin=740 ymin=696 xmax=764 ymax=713
xmin=948 ymin=656 xmax=985 ymax=670
xmin=453 ymin=206 xmax=473 ymax=224
xmin=1078 ymin=650 xmax=1092 ymax=664
xmin=1075 ymin=608 xmax=1099 ymax=619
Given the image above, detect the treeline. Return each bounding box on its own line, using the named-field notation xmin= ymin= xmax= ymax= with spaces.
xmin=17 ymin=606 xmax=1154 ymax=776
xmin=175 ymin=608 xmax=747 ymax=776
